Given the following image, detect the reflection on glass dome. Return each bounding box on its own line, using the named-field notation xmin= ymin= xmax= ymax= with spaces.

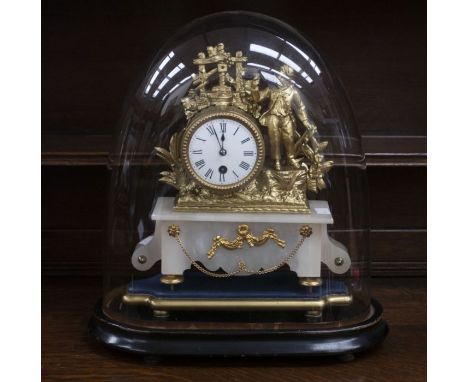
xmin=91 ymin=11 xmax=387 ymax=359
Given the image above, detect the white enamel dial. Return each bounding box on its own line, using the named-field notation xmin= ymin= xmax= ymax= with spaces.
xmin=187 ymin=118 xmax=259 ymax=187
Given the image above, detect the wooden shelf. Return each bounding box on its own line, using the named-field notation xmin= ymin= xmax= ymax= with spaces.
xmin=42 ymin=134 xmax=426 ymax=167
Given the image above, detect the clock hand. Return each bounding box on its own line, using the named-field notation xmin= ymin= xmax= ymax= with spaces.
xmin=219 ymin=133 xmax=227 ymax=156
xmin=213 ymin=129 xmax=222 ymax=149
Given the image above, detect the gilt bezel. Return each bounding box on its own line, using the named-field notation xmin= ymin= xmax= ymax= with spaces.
xmin=181 ymin=106 xmax=265 ymax=193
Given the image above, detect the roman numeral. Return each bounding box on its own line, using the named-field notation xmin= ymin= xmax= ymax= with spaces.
xmin=243 ymin=150 xmax=254 ymax=156
xmin=204 ymin=168 xmax=213 ymax=179
xmin=196 ymin=137 xmax=206 ymax=142
xmin=219 ymin=172 xmax=225 ymax=182
xmin=206 ymin=125 xmax=215 ymax=135
xmin=195 ymin=159 xmax=205 ymax=169
xmin=239 ymin=161 xmax=250 ymax=171
xmin=241 ymin=137 xmax=250 ymax=144
xmin=220 ymin=122 xmax=226 ymax=133
xmin=233 ymin=170 xmax=239 ymax=178
xmin=233 ymin=126 xmax=240 ymax=136
xmin=192 ymin=149 xmax=203 ymax=154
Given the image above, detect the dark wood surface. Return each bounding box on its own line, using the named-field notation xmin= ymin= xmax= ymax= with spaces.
xmin=42 ymin=276 xmax=426 ymax=381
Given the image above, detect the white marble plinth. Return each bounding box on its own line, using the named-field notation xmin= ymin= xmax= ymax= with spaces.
xmin=131 ymin=197 xmax=351 ymax=278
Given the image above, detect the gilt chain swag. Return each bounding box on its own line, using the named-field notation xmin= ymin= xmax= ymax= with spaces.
xmin=167 ymin=224 xmax=313 ymax=278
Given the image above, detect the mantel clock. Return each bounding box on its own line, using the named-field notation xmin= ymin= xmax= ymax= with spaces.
xmin=90 ymin=11 xmax=388 ymax=360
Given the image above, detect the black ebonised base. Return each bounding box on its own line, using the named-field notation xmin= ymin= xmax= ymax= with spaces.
xmin=89 ymin=299 xmax=388 ymax=360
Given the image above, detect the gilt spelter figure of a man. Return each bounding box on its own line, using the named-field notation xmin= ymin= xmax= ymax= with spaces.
xmin=253 ymin=64 xmax=317 ymax=171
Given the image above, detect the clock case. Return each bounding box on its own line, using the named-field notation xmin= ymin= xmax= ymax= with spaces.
xmin=179 ymin=106 xmax=266 ymax=194
xmin=89 ymin=11 xmax=387 ymax=360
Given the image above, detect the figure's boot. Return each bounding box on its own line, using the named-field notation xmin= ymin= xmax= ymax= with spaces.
xmin=274 ymin=160 xmax=282 ymax=171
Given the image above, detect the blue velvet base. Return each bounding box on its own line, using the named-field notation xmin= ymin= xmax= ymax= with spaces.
xmin=127 ymin=270 xmax=348 ymax=299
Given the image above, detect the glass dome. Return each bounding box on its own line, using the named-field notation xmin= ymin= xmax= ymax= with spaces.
xmin=93 ymin=11 xmax=384 ymax=357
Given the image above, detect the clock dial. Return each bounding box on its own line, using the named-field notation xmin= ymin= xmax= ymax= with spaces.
xmin=188 ymin=118 xmax=259 ymax=187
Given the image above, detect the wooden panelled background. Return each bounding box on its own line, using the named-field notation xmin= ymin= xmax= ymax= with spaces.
xmin=42 ymin=0 xmax=426 ymax=277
